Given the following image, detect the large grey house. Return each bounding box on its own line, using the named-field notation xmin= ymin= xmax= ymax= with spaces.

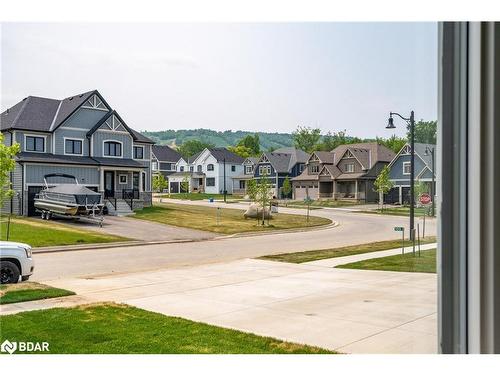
xmin=0 ymin=90 xmax=155 ymax=216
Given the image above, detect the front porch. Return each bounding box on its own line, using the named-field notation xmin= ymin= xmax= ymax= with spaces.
xmin=168 ymin=172 xmax=205 ymax=194
xmin=100 ymin=167 xmax=151 ymax=212
xmin=316 ymin=180 xmax=371 ymax=201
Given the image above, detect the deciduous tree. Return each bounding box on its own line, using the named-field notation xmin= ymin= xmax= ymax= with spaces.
xmin=0 ymin=133 xmax=20 ymax=206
xmin=373 ymin=165 xmax=393 ymax=210
xmin=292 ymin=126 xmax=321 ymax=153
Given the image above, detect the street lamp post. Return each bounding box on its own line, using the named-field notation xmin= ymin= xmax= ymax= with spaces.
xmin=425 ymin=146 xmax=435 ymax=217
xmin=386 ymin=110 xmax=416 ymax=240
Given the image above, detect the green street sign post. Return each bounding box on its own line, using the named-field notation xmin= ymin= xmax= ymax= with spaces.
xmin=394 ymin=226 xmax=405 ymax=255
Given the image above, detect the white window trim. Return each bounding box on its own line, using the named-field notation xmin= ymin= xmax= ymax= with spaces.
xmin=133 ymin=145 xmax=145 ymax=160
xmin=402 ymin=161 xmax=411 ymax=175
xmin=63 ymin=137 xmax=84 ymax=156
xmin=118 ymin=174 xmax=128 ymax=185
xmin=24 ymin=133 xmax=47 ymax=153
xmin=152 ymin=161 xmax=159 ymax=171
xmin=102 ymin=140 xmax=123 ymax=158
xmin=245 ymin=165 xmax=253 ymax=174
xmin=345 ymin=163 xmax=355 ymax=173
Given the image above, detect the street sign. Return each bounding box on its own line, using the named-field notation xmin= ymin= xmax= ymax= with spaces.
xmin=394 ymin=226 xmax=404 ymax=232
xmin=419 ymin=193 xmax=432 ymax=205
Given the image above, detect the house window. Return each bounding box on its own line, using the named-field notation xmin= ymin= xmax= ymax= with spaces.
xmin=403 ymin=161 xmax=411 ymax=175
xmin=299 ymin=164 xmax=305 ymax=172
xmin=65 ymin=139 xmax=82 ymax=155
xmin=259 ymin=165 xmax=271 ymax=175
xmin=104 ymin=141 xmax=122 ymax=157
xmin=134 ymin=146 xmax=144 ymax=159
xmin=25 ymin=136 xmax=45 ymax=152
xmin=190 ymin=166 xmax=194 ymax=172
xmin=239 ymin=180 xmax=246 ymax=189
xmin=245 ymin=165 xmax=253 ymax=174
xmin=310 ymin=165 xmax=320 ymax=173
xmin=345 ymin=163 xmax=355 ymax=173
xmin=206 ymin=177 xmax=215 ymax=187
xmin=142 ymin=172 xmax=146 ymax=191
xmin=207 ymin=164 xmax=214 ymax=171
xmin=119 ymin=174 xmax=128 ymax=184
xmin=152 ymin=161 xmax=158 ymax=170
xmin=231 ymin=165 xmax=236 ymax=172
xmin=197 ymin=165 xmax=202 ymax=172
xmin=180 ymin=166 xmax=184 ymax=172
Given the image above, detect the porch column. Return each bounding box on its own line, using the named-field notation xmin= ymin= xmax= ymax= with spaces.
xmin=99 ymin=168 xmax=104 ymax=192
xmin=139 ymin=171 xmax=143 ymax=192
xmin=399 ymin=185 xmax=403 ymax=204
xmin=333 ymin=180 xmax=337 ymax=199
xmin=354 ymin=180 xmax=358 ymax=200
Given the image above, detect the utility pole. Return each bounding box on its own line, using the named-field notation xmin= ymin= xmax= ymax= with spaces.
xmin=223 ymin=157 xmax=227 ymax=203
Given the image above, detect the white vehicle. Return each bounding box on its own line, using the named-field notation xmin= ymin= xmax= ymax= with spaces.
xmin=0 ymin=241 xmax=35 ymax=284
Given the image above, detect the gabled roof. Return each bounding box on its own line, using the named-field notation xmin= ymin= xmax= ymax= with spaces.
xmin=261 ymin=152 xmax=292 ymax=173
xmin=244 ymin=157 xmax=259 ymax=165
xmin=1 ymin=90 xmax=96 ymax=132
xmin=152 ymin=145 xmax=182 ymax=162
xmin=388 ymin=142 xmax=437 ymax=172
xmin=259 ymin=147 xmax=309 ymax=173
xmin=310 ymin=151 xmax=335 ymax=164
xmin=332 ymin=142 xmax=395 ymax=170
xmin=189 ymin=148 xmax=245 ymax=164
xmin=1 ymin=90 xmax=154 ymax=143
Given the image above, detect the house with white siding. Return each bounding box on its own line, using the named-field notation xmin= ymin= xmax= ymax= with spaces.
xmin=0 ymin=90 xmax=155 ymax=216
xmin=168 ymin=148 xmax=244 ymax=194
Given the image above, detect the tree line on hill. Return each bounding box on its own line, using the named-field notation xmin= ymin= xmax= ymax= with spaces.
xmin=143 ymin=121 xmax=437 ymax=159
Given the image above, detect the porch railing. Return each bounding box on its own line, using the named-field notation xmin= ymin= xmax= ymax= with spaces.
xmin=122 ymin=189 xmax=139 ymax=209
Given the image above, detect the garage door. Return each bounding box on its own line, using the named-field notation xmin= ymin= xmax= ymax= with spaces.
xmin=27 ymin=186 xmax=44 ymax=216
xmin=294 ymin=185 xmax=319 ymax=200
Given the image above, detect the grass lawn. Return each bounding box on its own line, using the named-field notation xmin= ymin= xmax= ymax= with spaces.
xmin=258 ymin=237 xmax=437 ymax=263
xmin=0 ymin=217 xmax=129 ymax=247
xmin=286 ymin=199 xmax=361 ymax=209
xmin=0 ymin=282 xmax=75 ymax=305
xmin=360 ymin=206 xmax=434 ymax=217
xmin=133 ymin=203 xmax=331 ymax=235
xmin=158 ymin=193 xmax=244 ymax=201
xmin=0 ymin=303 xmax=334 ymax=354
xmin=337 ymin=249 xmax=436 ymax=273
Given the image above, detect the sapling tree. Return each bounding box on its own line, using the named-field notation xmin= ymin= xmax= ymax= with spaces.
xmin=256 ymin=171 xmax=272 ymax=226
xmin=373 ymin=165 xmax=393 ymax=211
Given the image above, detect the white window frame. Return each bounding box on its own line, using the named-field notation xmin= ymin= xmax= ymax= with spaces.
xmin=345 ymin=163 xmax=355 ymax=173
xmin=103 ymin=140 xmax=123 ymax=158
xmin=133 ymin=145 xmax=145 ymax=160
xmin=64 ymin=137 xmax=84 ymax=156
xmin=118 ymin=174 xmax=128 ymax=185
xmin=206 ymin=177 xmax=216 ymax=187
xmin=152 ymin=161 xmax=158 ymax=171
xmin=24 ymin=133 xmax=47 ymax=153
xmin=207 ymin=164 xmax=215 ymax=171
xmin=245 ymin=165 xmax=253 ymax=174
xmin=403 ymin=161 xmax=411 ymax=175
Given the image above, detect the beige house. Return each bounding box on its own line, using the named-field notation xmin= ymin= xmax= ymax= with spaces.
xmin=291 ymin=143 xmax=395 ymax=202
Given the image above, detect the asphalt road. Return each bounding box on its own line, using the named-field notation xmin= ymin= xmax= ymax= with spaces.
xmin=32 ymin=204 xmax=436 ymax=281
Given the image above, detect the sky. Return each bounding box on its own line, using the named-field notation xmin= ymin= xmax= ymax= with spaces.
xmin=1 ymin=23 xmax=437 ymax=138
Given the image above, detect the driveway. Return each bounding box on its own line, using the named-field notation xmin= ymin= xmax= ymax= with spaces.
xmin=44 ymin=257 xmax=437 ymax=354
xmin=49 ymin=215 xmax=216 ymax=242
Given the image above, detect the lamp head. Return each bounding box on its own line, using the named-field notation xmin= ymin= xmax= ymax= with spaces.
xmin=386 ymin=114 xmax=396 ymax=129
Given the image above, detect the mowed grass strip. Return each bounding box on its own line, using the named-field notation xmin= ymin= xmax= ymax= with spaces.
xmin=159 ymin=193 xmax=243 ymax=201
xmin=0 ymin=303 xmax=334 ymax=354
xmin=133 ymin=203 xmax=331 ymax=234
xmin=0 ymin=282 xmax=75 ymax=305
xmin=0 ymin=218 xmax=129 ymax=247
xmin=259 ymin=237 xmax=437 ymax=263
xmin=337 ymin=249 xmax=436 ymax=273
xmin=360 ymin=207 xmax=434 ymax=217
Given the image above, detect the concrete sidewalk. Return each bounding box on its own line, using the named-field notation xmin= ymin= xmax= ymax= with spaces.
xmin=40 ymin=257 xmax=437 ymax=354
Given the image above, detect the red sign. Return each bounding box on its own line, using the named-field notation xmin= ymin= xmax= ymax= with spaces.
xmin=419 ymin=193 xmax=432 ymax=205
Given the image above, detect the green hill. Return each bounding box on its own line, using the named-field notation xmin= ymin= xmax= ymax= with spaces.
xmin=141 ymin=129 xmax=293 ymax=150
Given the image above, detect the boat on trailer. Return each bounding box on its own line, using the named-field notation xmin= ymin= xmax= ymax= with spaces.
xmin=34 ymin=173 xmax=104 ymax=226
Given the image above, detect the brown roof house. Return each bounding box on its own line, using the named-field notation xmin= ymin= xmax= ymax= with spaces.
xmin=291 ymin=142 xmax=395 ymax=202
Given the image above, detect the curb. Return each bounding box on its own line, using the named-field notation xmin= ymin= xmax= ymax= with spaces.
xmin=32 ymin=220 xmax=339 ymax=254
